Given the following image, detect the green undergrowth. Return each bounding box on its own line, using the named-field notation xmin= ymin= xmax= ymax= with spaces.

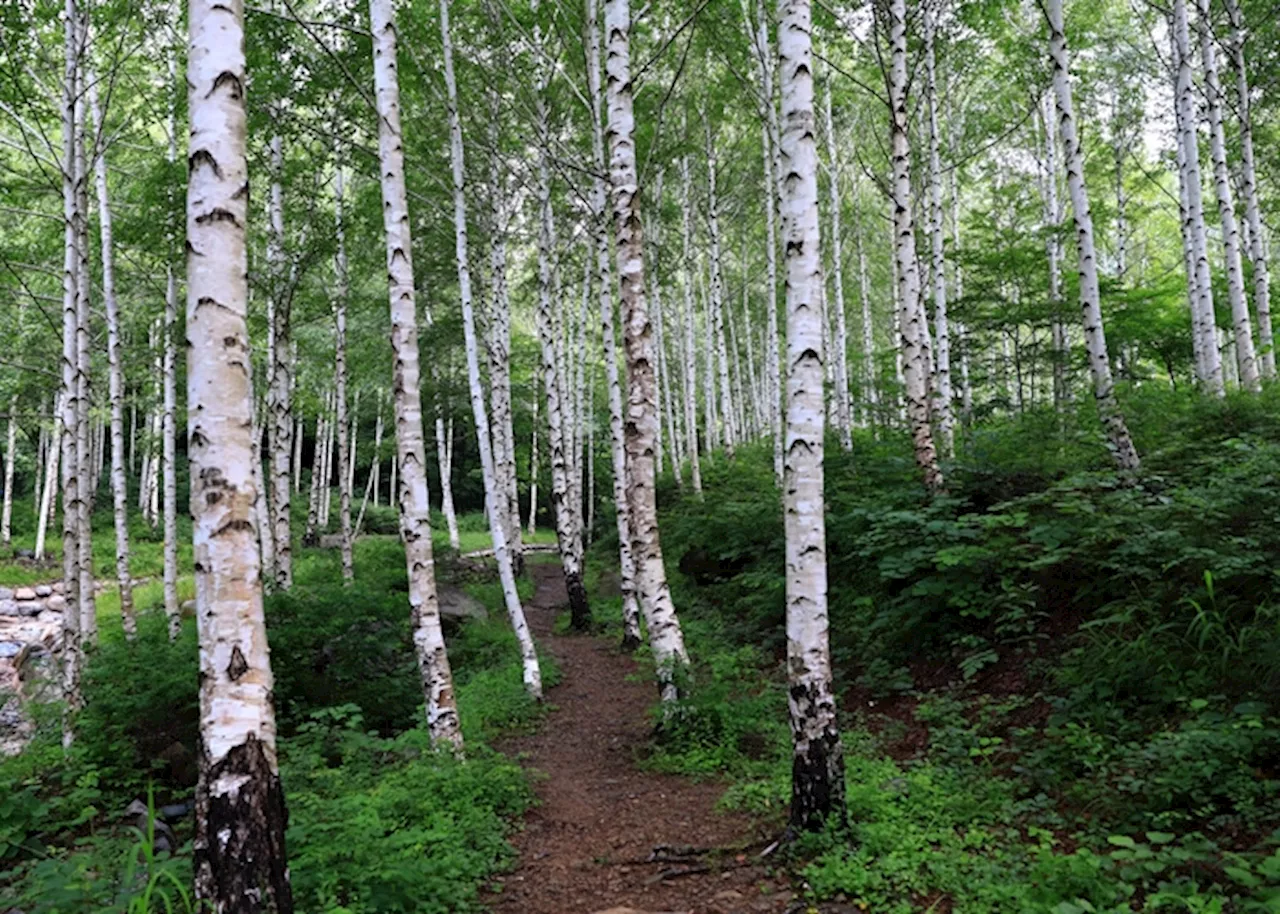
xmin=1 ymin=528 xmax=555 ymax=913
xmin=629 ymin=386 xmax=1280 ymax=912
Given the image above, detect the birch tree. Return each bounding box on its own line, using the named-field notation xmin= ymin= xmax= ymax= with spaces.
xmin=267 ymin=130 xmax=294 ymax=589
xmin=923 ymin=3 xmax=953 ymax=456
xmin=186 ymin=0 xmax=292 ymax=904
xmin=334 ymin=168 xmax=354 ymax=584
xmin=778 ymin=0 xmax=846 ymax=833
xmin=821 ymin=79 xmax=853 ymax=451
xmin=605 ymin=0 xmax=690 ymax=700
xmin=370 ymin=0 xmax=463 ymax=748
xmin=1045 ymin=0 xmax=1141 ymax=471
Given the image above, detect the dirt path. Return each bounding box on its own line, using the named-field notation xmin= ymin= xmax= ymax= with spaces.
xmin=486 ymin=562 xmax=795 ymax=914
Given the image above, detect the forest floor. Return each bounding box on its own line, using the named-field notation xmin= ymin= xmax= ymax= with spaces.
xmin=485 ymin=560 xmax=801 ymax=914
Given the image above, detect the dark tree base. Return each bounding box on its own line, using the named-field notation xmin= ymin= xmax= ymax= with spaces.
xmin=619 ymin=630 xmax=641 ymax=653
xmin=511 ymin=550 xmax=525 ymax=578
xmin=565 ymin=571 xmax=592 ymax=631
xmin=788 ymin=685 xmax=847 ymax=834
xmin=195 ymin=734 xmax=293 ymax=914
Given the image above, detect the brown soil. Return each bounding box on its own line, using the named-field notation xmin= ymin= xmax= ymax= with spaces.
xmin=485 ymin=561 xmax=796 ymax=914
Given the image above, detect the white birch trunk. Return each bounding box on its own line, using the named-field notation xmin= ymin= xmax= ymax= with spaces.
xmin=334 ymin=168 xmax=354 ymax=583
xmin=923 ymin=6 xmax=953 ymax=456
xmin=778 ymin=0 xmax=845 ymax=832
xmin=753 ymin=0 xmax=784 ymax=483
xmin=440 ymin=0 xmax=540 ymax=696
xmin=606 ymin=0 xmax=689 ymax=700
xmin=1047 ymin=0 xmax=1141 ymax=471
xmin=163 ymin=49 xmax=180 ymax=633
xmin=87 ymin=74 xmax=135 ymax=638
xmin=435 ymin=412 xmax=460 ymax=551
xmin=589 ymin=0 xmax=642 ymax=648
xmin=889 ymin=0 xmax=943 ymax=492
xmin=1196 ymin=0 xmax=1259 ymax=391
xmin=1224 ymin=0 xmax=1274 ymax=379
xmin=369 ymin=0 xmax=462 ymax=749
xmin=186 ymin=0 xmax=292 ymax=900
xmin=252 ymin=403 xmax=274 ymax=596
xmin=678 ymin=158 xmax=703 ymax=495
xmin=822 ymin=80 xmax=853 ymax=451
xmin=527 ymin=392 xmax=538 ymax=537
xmin=267 ymin=129 xmax=294 ymax=588
xmin=1173 ymin=0 xmax=1223 ymax=395
xmin=706 ymin=120 xmax=736 ymax=457
xmin=35 ymin=400 xmax=60 ymax=563
xmin=73 ymin=69 xmax=95 ymax=646
xmin=3 ymin=398 xmax=17 ymax=547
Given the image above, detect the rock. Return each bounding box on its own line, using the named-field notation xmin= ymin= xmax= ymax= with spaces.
xmin=11 ymin=548 xmax=34 ymax=560
xmin=713 ymin=891 xmax=744 ymax=902
xmin=0 ymin=599 xmax=19 ymax=617
xmin=13 ymin=588 xmax=36 ymax=602
xmin=0 ymin=642 xmax=22 ymax=659
xmin=436 ymin=584 xmax=489 ymax=623
xmin=14 ymin=643 xmax=47 ymax=678
xmin=0 ymin=587 xmax=12 ymax=600
xmin=18 ymin=601 xmax=42 ymax=617
xmin=124 ymin=799 xmax=178 ymax=854
xmin=34 ymin=585 xmax=51 ymax=598
xmin=51 ymin=581 xmax=65 ymax=595
xmin=45 ymin=595 xmax=66 ymax=612
xmin=318 ymin=533 xmax=345 ymax=549
xmin=180 ymin=599 xmax=197 ymax=619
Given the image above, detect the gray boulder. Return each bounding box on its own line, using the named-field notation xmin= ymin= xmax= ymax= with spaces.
xmin=18 ymin=601 xmax=42 ymax=617
xmin=13 ymin=588 xmax=36 ymax=602
xmin=436 ymin=584 xmax=489 ymax=623
xmin=0 ymin=642 xmax=22 ymax=659
xmin=34 ymin=585 xmax=52 ymax=598
xmin=0 ymin=587 xmax=12 ymax=601
xmin=0 ymin=599 xmax=19 ymax=617
xmin=44 ymin=595 xmax=65 ymax=612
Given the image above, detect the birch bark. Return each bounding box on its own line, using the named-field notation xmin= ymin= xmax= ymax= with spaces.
xmin=822 ymin=80 xmax=853 ymax=451
xmin=605 ymin=0 xmax=689 ymax=700
xmin=678 ymin=157 xmax=703 ymax=494
xmin=267 ymin=128 xmax=294 ymax=588
xmin=1196 ymin=0 xmax=1259 ymax=391
xmin=778 ymin=0 xmax=846 ymax=832
xmin=1046 ymin=0 xmax=1141 ymax=471
xmin=334 ymin=168 xmax=354 ymax=583
xmin=370 ymin=0 xmax=462 ymax=748
xmin=923 ymin=5 xmax=953 ymax=456
xmin=186 ymin=0 xmax=293 ymax=902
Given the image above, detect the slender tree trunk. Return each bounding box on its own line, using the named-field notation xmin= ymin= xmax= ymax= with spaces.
xmin=186 ymin=0 xmax=293 ymax=903
xmin=706 ymin=119 xmax=736 ymax=458
xmin=888 ymin=0 xmax=943 ymax=493
xmin=1173 ymin=0 xmax=1223 ymax=395
xmin=252 ymin=403 xmax=275 ymax=597
xmin=1047 ymin=0 xmax=1141 ymax=471
xmin=74 ymin=61 xmax=95 ymax=646
xmin=292 ymin=415 xmax=303 ymax=496
xmin=778 ymin=0 xmax=846 ymax=833
xmin=1196 ymin=0 xmax=1259 ymax=391
xmin=87 ymin=74 xmax=135 ymax=638
xmin=652 ymin=171 xmax=684 ymax=488
xmin=334 ymin=169 xmax=354 ymax=583
xmin=822 ymin=80 xmax=853 ymax=451
xmin=605 ymin=0 xmax=690 ymax=701
xmin=2 ymin=397 xmax=16 ymax=547
xmin=35 ymin=399 xmax=60 ymax=562
xmin=855 ymin=203 xmax=878 ymax=422
xmin=527 ymin=393 xmax=539 ymax=537
xmin=163 ymin=50 xmax=180 ymax=634
xmin=588 ymin=0 xmax=641 ymax=648
xmin=923 ymin=6 xmax=953 ymax=456
xmin=369 ymin=0 xmax=462 ymax=749
xmin=304 ymin=409 xmax=323 ymax=545
xmin=267 ymin=128 xmax=294 ymax=588
xmin=435 ymin=412 xmax=461 ymax=550
xmin=678 ymin=157 xmax=703 ymax=495
xmin=1224 ymin=0 xmax=1273 ymax=379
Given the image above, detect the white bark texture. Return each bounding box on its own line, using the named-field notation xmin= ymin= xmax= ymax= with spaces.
xmin=370 ymin=0 xmax=463 ymax=749
xmin=267 ymin=130 xmax=293 ymax=588
xmin=605 ymin=0 xmax=689 ymax=700
xmin=888 ymin=0 xmax=944 ymax=493
xmin=706 ymin=120 xmax=736 ymax=457
xmin=678 ymin=157 xmax=703 ymax=495
xmin=185 ymin=0 xmax=292 ymax=903
xmin=754 ymin=0 xmax=784 ymax=484
xmin=74 ymin=79 xmax=94 ymax=645
xmin=1047 ymin=0 xmax=1141 ymax=472
xmin=588 ymin=0 xmax=642 ymax=649
xmin=821 ymin=81 xmax=853 ymax=451
xmin=923 ymin=6 xmax=953 ymax=457
xmin=1173 ymin=0 xmax=1223 ymax=395
xmin=435 ymin=412 xmax=460 ymax=551
xmin=1224 ymin=0 xmax=1274 ymax=379
xmin=88 ymin=74 xmax=135 ymax=638
xmin=777 ymin=0 xmax=846 ymax=833
xmin=164 ymin=48 xmax=179 ymax=634
xmin=1196 ymin=0 xmax=1259 ymax=391
xmin=334 ymin=168 xmax=354 ymax=583
xmin=2 ymin=399 xmax=15 ymax=546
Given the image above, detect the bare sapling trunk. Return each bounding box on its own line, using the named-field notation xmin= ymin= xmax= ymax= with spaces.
xmin=706 ymin=119 xmax=736 ymax=458
xmin=36 ymin=399 xmax=60 ymax=562
xmin=822 ymin=79 xmax=853 ymax=451
xmin=778 ymin=0 xmax=846 ymax=833
xmin=435 ymin=411 xmax=460 ymax=551
xmin=186 ymin=0 xmax=294 ymax=904
xmin=73 ymin=72 xmax=95 ymax=646
xmin=888 ymin=0 xmax=944 ymax=493
xmin=678 ymin=157 xmax=703 ymax=495
xmin=923 ymin=5 xmax=953 ymax=456
xmin=1046 ymin=0 xmax=1141 ymax=471
xmin=527 ymin=393 xmax=538 ymax=536
xmin=370 ymin=0 xmax=463 ymax=748
xmin=605 ymin=0 xmax=690 ymax=700
xmin=267 ymin=130 xmax=294 ymax=588
xmin=163 ymin=50 xmax=180 ymax=632
xmin=87 ymin=73 xmax=135 ymax=637
xmin=2 ymin=400 xmax=15 ymax=547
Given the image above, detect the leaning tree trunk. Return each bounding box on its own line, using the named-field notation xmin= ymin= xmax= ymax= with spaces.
xmin=35 ymin=398 xmax=60 ymax=563
xmin=1172 ymin=0 xmax=1223 ymax=395
xmin=370 ymin=0 xmax=463 ymax=748
xmin=1224 ymin=0 xmax=1274 ymax=380
xmin=605 ymin=0 xmax=690 ymax=701
xmin=888 ymin=0 xmax=944 ymax=493
xmin=1196 ymin=0 xmax=1259 ymax=391
xmin=87 ymin=74 xmax=135 ymax=638
xmin=588 ymin=0 xmax=641 ymax=649
xmin=532 ymin=9 xmax=591 ymax=630
xmin=186 ymin=0 xmax=293 ymax=905
xmin=334 ymin=168 xmax=354 ymax=583
xmin=778 ymin=0 xmax=846 ymax=834
xmin=1046 ymin=0 xmax=1141 ymax=471
xmin=440 ymin=0 xmax=541 ymax=697
xmin=923 ymin=5 xmax=953 ymax=456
